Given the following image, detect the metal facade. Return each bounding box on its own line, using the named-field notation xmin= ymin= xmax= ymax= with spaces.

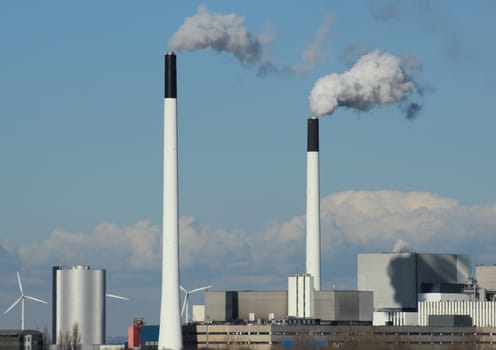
xmin=54 ymin=265 xmax=105 ymax=346
xmin=418 ymin=301 xmax=496 ymax=327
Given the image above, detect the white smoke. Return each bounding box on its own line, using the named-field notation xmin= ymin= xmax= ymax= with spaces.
xmin=291 ymin=14 xmax=334 ymax=74
xmin=169 ymin=5 xmax=272 ymax=71
xmin=169 ymin=5 xmax=333 ymax=76
xmin=309 ymin=50 xmax=421 ymax=118
xmin=392 ymin=239 xmax=411 ymax=253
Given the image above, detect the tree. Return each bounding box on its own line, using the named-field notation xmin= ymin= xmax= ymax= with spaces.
xmin=57 ymin=322 xmax=82 ymax=350
xmin=71 ymin=322 xmax=82 ymax=350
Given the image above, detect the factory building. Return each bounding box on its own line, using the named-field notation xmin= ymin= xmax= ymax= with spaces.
xmin=314 ymin=290 xmax=372 ymax=322
xmin=181 ymin=324 xmax=496 ymax=349
xmin=418 ymin=301 xmax=496 ymax=326
xmin=52 ymin=265 xmax=106 ymax=346
xmin=204 ymin=291 xmax=287 ymax=322
xmin=356 ymin=252 xmax=496 ymax=328
xmin=288 ymin=274 xmax=314 ymax=318
xmin=0 ymin=330 xmax=43 ymax=350
xmin=203 ymin=290 xmax=372 ymax=324
xmin=357 ymin=252 xmax=471 ymax=313
xmin=476 ymin=265 xmax=496 ymax=299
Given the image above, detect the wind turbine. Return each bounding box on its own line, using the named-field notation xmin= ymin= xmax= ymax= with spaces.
xmin=3 ymin=272 xmax=48 ymax=330
xmin=180 ymin=285 xmax=213 ymax=324
xmin=106 ymin=293 xmax=129 ymax=301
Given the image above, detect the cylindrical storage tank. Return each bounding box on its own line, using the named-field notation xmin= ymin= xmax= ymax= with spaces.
xmin=55 ymin=265 xmax=105 ymax=345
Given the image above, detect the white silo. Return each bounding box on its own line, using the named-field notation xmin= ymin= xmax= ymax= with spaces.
xmin=52 ymin=265 xmax=106 ymax=346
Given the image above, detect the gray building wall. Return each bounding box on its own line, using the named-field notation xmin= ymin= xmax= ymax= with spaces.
xmin=204 ymin=292 xmax=238 ymax=322
xmin=314 ymin=291 xmax=335 ymax=320
xmin=476 ymin=265 xmax=496 ymax=290
xmin=358 ymin=291 xmax=373 ymax=321
xmin=358 ymin=253 xmax=471 ymax=312
xmin=0 ymin=330 xmax=43 ymax=350
xmin=416 ymin=253 xmax=470 ymax=291
xmin=206 ymin=290 xmax=372 ymax=323
xmin=315 ymin=291 xmax=373 ymax=322
xmin=357 ymin=253 xmax=417 ymax=310
xmin=238 ymin=291 xmax=287 ymax=321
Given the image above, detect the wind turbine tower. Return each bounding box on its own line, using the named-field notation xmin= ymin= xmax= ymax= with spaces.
xmin=180 ymin=285 xmax=213 ymax=324
xmin=3 ymin=272 xmax=48 ymax=330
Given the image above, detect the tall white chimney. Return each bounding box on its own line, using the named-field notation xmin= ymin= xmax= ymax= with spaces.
xmin=306 ymin=117 xmax=321 ymax=291
xmin=158 ymin=52 xmax=183 ymax=350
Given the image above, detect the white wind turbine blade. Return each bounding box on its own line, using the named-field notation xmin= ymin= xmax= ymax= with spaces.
xmin=106 ymin=293 xmax=129 ymax=301
xmin=4 ymin=296 xmax=22 ymax=315
xmin=181 ymin=294 xmax=190 ymax=322
xmin=24 ymin=295 xmax=48 ymax=304
xmin=180 ymin=286 xmax=188 ymax=322
xmin=17 ymin=272 xmax=24 ymax=296
xmin=179 ymin=284 xmax=213 ymax=324
xmin=190 ymin=285 xmax=213 ymax=294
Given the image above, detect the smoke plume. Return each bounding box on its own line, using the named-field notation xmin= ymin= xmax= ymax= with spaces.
xmin=169 ymin=5 xmax=333 ymax=76
xmin=291 ymin=14 xmax=334 ymax=74
xmin=168 ymin=5 xmax=272 ymax=72
xmin=309 ymin=50 xmax=422 ymax=118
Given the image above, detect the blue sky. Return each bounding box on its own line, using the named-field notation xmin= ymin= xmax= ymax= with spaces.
xmin=1 ymin=0 xmax=496 ymax=339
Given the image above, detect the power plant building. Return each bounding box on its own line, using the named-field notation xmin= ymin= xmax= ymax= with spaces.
xmin=204 ymin=291 xmax=287 ymax=322
xmin=52 ymin=265 xmax=106 ymax=346
xmin=357 ymin=252 xmax=471 ymax=312
xmin=203 ymin=290 xmax=372 ymax=324
xmin=476 ymin=265 xmax=496 ymax=293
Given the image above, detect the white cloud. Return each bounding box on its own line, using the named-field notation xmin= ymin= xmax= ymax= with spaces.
xmin=12 ymin=190 xmax=496 ymax=288
xmin=18 ymin=220 xmax=161 ymax=271
xmin=4 ymin=190 xmax=496 ymax=334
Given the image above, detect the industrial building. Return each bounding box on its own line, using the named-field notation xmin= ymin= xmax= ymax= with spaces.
xmin=200 ymin=273 xmax=373 ymax=325
xmin=127 ymin=322 xmax=496 ymax=349
xmin=476 ymin=265 xmax=496 ymax=297
xmin=356 ymin=253 xmax=496 ymax=328
xmin=124 ymin=254 xmax=496 ymax=349
xmin=52 ymin=265 xmax=106 ymax=346
xmin=357 ymin=252 xmax=470 ymax=313
xmin=0 ymin=330 xmax=43 ymax=350
xmin=182 ymin=324 xmax=496 ymax=349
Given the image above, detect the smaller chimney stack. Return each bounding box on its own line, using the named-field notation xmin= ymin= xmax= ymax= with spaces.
xmin=306 ymin=117 xmax=321 ymax=291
